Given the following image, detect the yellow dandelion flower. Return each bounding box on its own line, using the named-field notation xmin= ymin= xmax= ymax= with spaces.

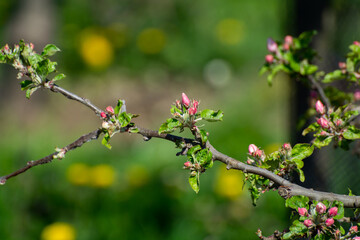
xmin=127 ymin=165 xmax=149 ymax=187
xmin=79 ymin=30 xmax=114 ymax=69
xmin=214 ymin=165 xmax=244 ymax=200
xmin=215 ymin=18 xmax=245 ymax=45
xmin=90 ymin=164 xmax=116 ymax=188
xmin=66 ymin=163 xmax=90 ymax=186
xmin=41 ymin=222 xmax=75 ymax=240
xmin=137 ymin=28 xmax=166 ymax=54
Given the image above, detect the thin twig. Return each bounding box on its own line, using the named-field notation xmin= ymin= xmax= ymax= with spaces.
xmin=308 ymin=75 xmax=331 ymax=109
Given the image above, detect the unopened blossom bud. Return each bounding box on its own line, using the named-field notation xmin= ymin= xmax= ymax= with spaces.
xmin=298 ymin=207 xmax=308 ymax=216
xmin=193 ymin=100 xmax=199 ymax=109
xmin=30 ymin=43 xmax=34 ymax=50
xmin=106 ymin=106 xmax=114 ymax=114
xmin=354 ymin=41 xmax=360 ymax=46
xmin=353 ymin=237 xmax=360 ymax=240
xmin=283 ymin=143 xmax=291 ymax=150
xmin=354 ymin=90 xmax=360 ymax=101
xmin=335 ymin=119 xmax=342 ymax=127
xmin=315 ymin=100 xmax=325 ymax=115
xmin=102 ymin=121 xmax=110 ymax=129
xmin=328 ymin=207 xmax=338 ymax=217
xmin=254 ymin=149 xmax=263 ymax=158
xmin=316 ymin=202 xmax=327 ymax=214
xmin=303 ymin=219 xmax=313 ymax=227
xmin=184 ymin=161 xmax=192 ymax=168
xmin=248 ymin=144 xmax=258 ymax=155
xmin=100 ymin=112 xmax=107 ymax=118
xmin=267 ymin=38 xmax=278 ymax=53
xmin=350 ymin=226 xmax=358 ymax=233
xmin=338 ymin=62 xmax=346 ymax=69
xmin=265 ymin=54 xmax=274 ymax=63
xmin=284 ymin=35 xmax=293 ymax=44
xmin=182 ymin=93 xmax=190 ymax=108
xmin=3 ymin=44 xmax=10 ymax=54
xmin=320 ymin=131 xmax=328 ymax=136
xmin=283 ymin=43 xmax=290 ymax=51
xmin=326 ymin=218 xmax=334 ymax=226
xmin=317 ymin=118 xmax=330 ymax=129
xmin=188 ymin=106 xmax=197 ymax=115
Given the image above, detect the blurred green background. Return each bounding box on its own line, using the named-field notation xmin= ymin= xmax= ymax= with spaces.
xmin=0 ymin=0 xmax=358 ymax=239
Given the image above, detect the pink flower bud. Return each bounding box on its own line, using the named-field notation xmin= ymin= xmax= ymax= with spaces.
xmin=317 ymin=118 xmax=330 ymax=129
xmin=106 ymin=106 xmax=114 ymax=114
xmin=315 ymin=100 xmax=325 ymax=115
xmin=316 ymin=202 xmax=327 ymax=214
xmin=188 ymin=107 xmax=197 ymax=115
xmin=354 ymin=90 xmax=360 ymax=101
xmin=265 ymin=54 xmax=274 ymax=63
xmin=320 ymin=131 xmax=328 ymax=136
xmin=100 ymin=112 xmax=107 ymax=118
xmin=283 ymin=43 xmax=290 ymax=51
xmin=353 ymin=237 xmax=360 ymax=240
xmin=283 ymin=143 xmax=291 ymax=150
xmin=184 ymin=161 xmax=191 ymax=168
xmin=193 ymin=100 xmax=199 ymax=109
xmin=303 ymin=219 xmax=313 ymax=227
xmin=248 ymin=144 xmax=258 ymax=155
xmin=267 ymin=38 xmax=278 ymax=52
xmin=351 ymin=226 xmax=358 ymax=233
xmin=284 ymin=35 xmax=293 ymax=45
xmin=30 ymin=43 xmax=34 ymax=50
xmin=326 ymin=218 xmax=334 ymax=226
xmin=254 ymin=149 xmax=263 ymax=158
xmin=298 ymin=207 xmax=308 ymax=216
xmin=335 ymin=119 xmax=342 ymax=127
xmin=328 ymin=207 xmax=338 ymax=217
xmin=354 ymin=41 xmax=360 ymax=46
xmin=338 ymin=62 xmax=346 ymax=69
xmin=182 ymin=93 xmax=190 ymax=108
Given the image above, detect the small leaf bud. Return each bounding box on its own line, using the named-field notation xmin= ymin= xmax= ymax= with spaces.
xmin=325 ymin=218 xmax=334 ymax=226
xmin=315 ymin=100 xmax=325 ymax=115
xmin=316 ymin=202 xmax=327 ymax=214
xmin=328 ymin=207 xmax=338 ymax=217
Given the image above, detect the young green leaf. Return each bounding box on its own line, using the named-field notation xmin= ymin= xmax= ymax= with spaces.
xmin=200 ymin=109 xmax=223 ymax=122
xmin=101 ymin=132 xmax=112 ymax=149
xmin=114 ymin=99 xmax=124 ymax=116
xmin=189 ymin=174 xmax=199 ymax=193
xmin=159 ymin=118 xmax=182 ymax=134
xmin=52 ymin=73 xmax=66 ymax=82
xmin=42 ymin=44 xmax=61 ymax=57
xmin=291 ymin=144 xmax=314 ymax=162
xmin=343 ymin=125 xmax=360 ymax=140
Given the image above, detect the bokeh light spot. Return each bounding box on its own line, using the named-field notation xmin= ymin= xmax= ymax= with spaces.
xmin=137 ymin=28 xmax=166 ymax=54
xmin=41 ymin=222 xmax=75 ymax=240
xmin=215 ymin=18 xmax=245 ymax=45
xmin=215 ymin=165 xmax=244 ymax=200
xmin=66 ymin=163 xmax=90 ymax=186
xmin=91 ymin=164 xmax=116 ymax=188
xmin=203 ymin=59 xmax=232 ymax=87
xmin=79 ymin=31 xmax=114 ymax=69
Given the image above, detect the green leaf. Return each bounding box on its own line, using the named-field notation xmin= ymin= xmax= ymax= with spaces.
xmin=199 ymin=129 xmax=208 ymax=144
xmin=42 ymin=44 xmax=60 ymax=57
xmin=313 ymin=136 xmax=333 ymax=149
xmin=129 ymin=127 xmax=139 ymax=133
xmin=200 ymin=109 xmax=223 ymax=122
xmin=52 ymin=73 xmax=66 ymax=82
xmin=197 ymin=148 xmax=213 ymax=169
xmin=343 ymin=125 xmax=360 ymax=140
xmin=114 ymin=99 xmax=124 ymax=116
xmin=189 ymin=174 xmax=199 ymax=193
xmin=323 ymin=70 xmax=344 ymax=83
xmin=101 ymin=132 xmax=112 ymax=149
xmin=159 ymin=118 xmax=182 ymax=134
xmin=0 ymin=53 xmax=5 ymax=63
xmin=291 ymin=143 xmax=314 ymax=162
xmin=118 ymin=112 xmax=132 ymax=127
xmin=25 ymin=86 xmax=40 ymax=99
xmin=187 ymin=145 xmax=202 ymax=159
xmin=285 ymin=196 xmax=309 ymax=209
xmin=302 ymin=122 xmax=319 ymax=136
xmin=20 ymin=80 xmax=34 ymax=90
